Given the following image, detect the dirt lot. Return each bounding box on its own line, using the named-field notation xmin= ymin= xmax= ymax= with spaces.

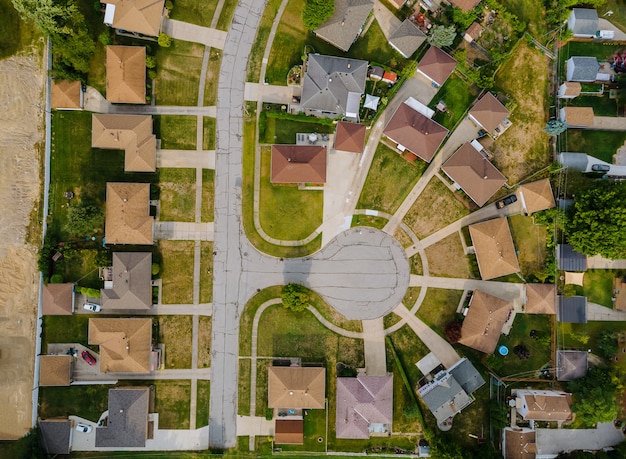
xmin=0 ymin=54 xmax=44 ymax=439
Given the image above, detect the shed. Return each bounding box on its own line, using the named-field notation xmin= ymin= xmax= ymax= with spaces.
xmin=567 ymin=8 xmax=599 ymax=38
xmin=39 ymin=419 xmax=72 ymax=455
xmin=518 ymin=179 xmax=555 ymax=215
xmin=334 ymin=122 xmax=366 ymax=153
xmin=275 ymin=419 xmax=304 ymax=444
xmin=566 ymin=57 xmax=600 ymax=82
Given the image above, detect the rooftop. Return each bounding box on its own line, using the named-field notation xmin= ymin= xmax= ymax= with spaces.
xmin=88 ymin=318 xmax=153 ymax=373
xmin=268 ymin=366 xmax=326 ymax=409
xmin=459 ymin=290 xmax=511 ymax=354
xmin=557 ymin=244 xmax=587 ymax=271
xmin=525 ymin=283 xmax=556 ymax=315
xmin=51 ymin=80 xmax=82 ymax=109
xmin=556 ymin=350 xmax=588 ymax=381
xmin=518 ymin=179 xmax=555 ymax=214
xmin=557 ymin=295 xmax=587 ymax=324
xmin=42 ymin=283 xmax=74 ymax=316
xmin=101 ymin=252 xmax=152 ymax=310
xmin=104 ymin=0 xmax=165 ymax=37
xmin=95 ymin=387 xmax=150 ymax=447
xmin=334 ymin=121 xmax=366 ymax=153
xmin=106 ymin=46 xmax=146 ymax=104
xmin=469 ymin=218 xmax=520 ymax=280
xmin=389 ymin=19 xmax=427 ymax=58
xmin=105 ymin=182 xmax=153 ymax=245
xmin=417 ymin=46 xmax=457 ymax=86
xmin=39 ymin=355 xmax=72 ymax=386
xmin=39 ymin=419 xmax=71 ymax=455
xmin=271 ymin=145 xmax=327 ymax=184
xmin=314 ymin=0 xmax=374 ymax=52
xmin=469 ymin=92 xmax=510 ymax=133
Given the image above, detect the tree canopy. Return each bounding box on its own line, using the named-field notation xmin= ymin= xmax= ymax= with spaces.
xmin=566 ymin=181 xmax=626 ymax=259
xmin=281 ymin=283 xmax=310 ymax=312
xmin=544 ymin=119 xmax=568 ymax=136
xmin=427 ymin=25 xmax=457 ymax=48
xmin=568 ymin=367 xmax=621 ymax=427
xmin=302 ymin=0 xmax=335 ymax=31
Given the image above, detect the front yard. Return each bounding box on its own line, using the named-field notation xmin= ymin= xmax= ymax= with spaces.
xmin=158 ymin=168 xmax=196 ymax=222
xmin=416 ymin=289 xmax=464 ymax=337
xmin=156 ymin=315 xmax=193 ymax=369
xmin=159 ymin=240 xmax=195 ymax=304
xmin=424 ymin=234 xmax=474 ymax=279
xmin=155 ymin=39 xmax=205 ymax=106
xmin=153 ymin=115 xmax=197 ymax=150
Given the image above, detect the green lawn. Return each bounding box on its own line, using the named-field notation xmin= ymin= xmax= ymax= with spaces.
xmin=259 ymin=146 xmax=323 ymax=240
xmin=565 ymin=129 xmax=626 ymax=164
xmin=201 ymin=169 xmax=215 ymax=222
xmin=280 ymin=410 xmax=326 ymax=453
xmin=43 ymin=315 xmax=91 ymax=351
xmin=558 ymin=321 xmax=626 ymax=362
xmin=159 ymin=241 xmax=195 ymax=304
xmin=200 ymin=241 xmax=213 ymax=303
xmin=566 ymin=94 xmax=617 ymax=117
xmin=155 ymin=40 xmax=204 ymax=105
xmin=247 ymin=0 xmax=283 ymax=83
xmin=169 ymin=0 xmax=217 ymax=27
xmin=158 ymin=168 xmax=196 ymax=222
xmin=203 ymin=117 xmax=216 ymax=150
xmin=583 ymin=269 xmax=618 ymax=307
xmin=416 ymin=289 xmax=464 ymax=336
xmin=88 ymin=42 xmax=108 ymax=95
xmin=386 ymin=325 xmax=431 ymax=388
xmin=402 ymin=287 xmax=421 ymax=310
xmin=357 ymin=143 xmax=426 ymax=215
xmin=156 ymin=315 xmax=192 ymax=369
xmin=502 ymin=0 xmax=546 ymax=36
xmin=39 ymin=385 xmax=109 ymax=422
xmin=55 ymin=249 xmax=104 ymax=289
xmin=153 ymin=380 xmax=191 ymax=429
xmin=351 ymin=215 xmax=389 ymax=229
xmin=154 ymin=115 xmax=197 ymax=150
xmin=0 ymin=0 xmax=39 ymax=59
xmin=198 ymin=315 xmax=212 ymax=368
xmin=508 ymin=214 xmax=548 ymax=279
xmin=239 ymin=286 xmax=283 ymax=356
xmin=203 ymin=48 xmax=222 ymax=106
xmin=259 ymin=113 xmax=333 ymax=144
xmin=238 ymin=359 xmax=252 ymax=415
xmin=216 ymin=0 xmax=237 ymax=31
xmin=430 ymin=74 xmax=478 ymax=130
xmin=196 ymin=380 xmax=210 ymax=428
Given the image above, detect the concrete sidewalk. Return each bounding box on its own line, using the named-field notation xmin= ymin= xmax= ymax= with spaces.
xmin=158 ymin=149 xmax=215 ymax=169
xmin=162 ymin=19 xmax=227 ymax=48
xmin=155 ymin=221 xmax=214 ymax=241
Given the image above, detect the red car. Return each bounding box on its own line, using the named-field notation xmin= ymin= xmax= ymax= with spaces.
xmin=81 ymin=350 xmax=96 ymax=366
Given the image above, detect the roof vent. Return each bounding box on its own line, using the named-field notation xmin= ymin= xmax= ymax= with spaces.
xmin=347 ymin=63 xmax=351 ymax=69
xmin=289 ymin=391 xmax=294 ymax=395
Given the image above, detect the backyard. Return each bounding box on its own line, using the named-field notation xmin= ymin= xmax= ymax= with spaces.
xmin=159 ymin=240 xmax=195 ymax=304
xmin=155 ymin=39 xmax=204 ymax=106
xmin=566 ymin=93 xmax=618 ymax=117
xmin=43 ymin=315 xmax=91 ymax=352
xmin=153 ymin=115 xmax=197 ymax=150
xmin=508 ymin=214 xmax=548 ymax=280
xmin=39 ymin=385 xmax=109 ymax=423
xmin=564 ymin=129 xmax=626 ymax=164
xmin=156 ymin=315 xmax=193 ymax=369
xmin=424 ymin=234 xmax=474 ymax=279
xmin=158 ymin=168 xmax=196 ymax=222
xmin=429 ymin=74 xmax=478 ymax=130
xmin=259 ymin=112 xmax=333 ymax=145
xmin=583 ymin=269 xmax=619 ymax=307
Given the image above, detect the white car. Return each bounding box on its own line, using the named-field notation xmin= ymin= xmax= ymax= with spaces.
xmin=75 ymin=423 xmax=92 ymax=433
xmin=83 ymin=302 xmax=101 ymax=313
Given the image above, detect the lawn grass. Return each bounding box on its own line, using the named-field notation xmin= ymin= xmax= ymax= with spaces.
xmin=351 ymin=215 xmax=389 ymax=229
xmin=198 ymin=315 xmax=212 ymax=368
xmin=56 ymin=249 xmax=103 ymax=289
xmin=156 ymin=315 xmax=193 ymax=369
xmin=258 ymin=146 xmax=323 ymax=240
xmin=203 ymin=48 xmax=222 ymax=106
xmin=394 ymin=227 xmax=414 ymax=248
xmin=201 ymin=169 xmax=215 ymax=222
xmin=154 ymin=115 xmax=197 ymax=150
xmin=558 ymin=321 xmax=626 ymax=359
xmin=0 ymin=0 xmax=40 ymax=59
xmin=155 ymin=39 xmax=204 ymax=105
xmin=417 ymin=289 xmax=464 ymax=336
xmin=403 ymin=178 xmax=469 ymax=238
xmin=255 ymin=359 xmax=271 ymax=417
xmin=430 ymin=74 xmax=478 ymax=130
xmin=391 ymin=361 xmax=423 ymax=435
xmin=39 ymin=385 xmax=109 ymax=422
xmin=583 ymin=269 xmax=617 ymax=307
xmin=159 ymin=241 xmax=195 ymax=304
xmin=280 ymin=409 xmax=326 ymax=453
xmin=247 ymin=0 xmax=283 ymax=83
xmin=239 ymin=286 xmax=283 ymax=356
xmin=203 ymin=117 xmax=216 ymax=150
xmin=424 ymin=234 xmax=473 ymax=279
xmin=196 ymin=380 xmax=210 ymax=428
xmin=357 ymin=143 xmax=426 ymax=215
xmin=403 ymin=287 xmax=421 ymax=309
xmin=508 ymin=214 xmax=547 ymax=279
xmin=502 ymin=0 xmax=546 ymax=37
xmin=386 ymin=325 xmax=430 ymax=393
xmin=154 ymin=380 xmax=191 ymax=429
xmin=199 ymin=241 xmax=214 ymax=304
xmin=43 ymin=315 xmax=90 ymax=351
xmin=564 ymin=129 xmax=626 ymax=164
xmin=410 ymin=254 xmax=423 ymax=275
xmin=566 ymin=94 xmax=617 ymax=117
xmin=88 ymin=42 xmax=108 ymax=95
xmin=216 ymin=0 xmax=237 ymax=31
xmin=158 ymin=168 xmax=196 ymax=222
xmin=169 ymin=0 xmax=217 ymax=27
xmin=259 ymin=114 xmax=333 ymax=144
xmin=238 ymin=359 xmax=251 ymax=415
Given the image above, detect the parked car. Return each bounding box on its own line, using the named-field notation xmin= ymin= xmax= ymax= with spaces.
xmin=83 ymin=302 xmax=101 ymax=313
xmin=75 ymin=423 xmax=92 ymax=433
xmin=591 ymin=164 xmax=610 ymax=172
xmin=81 ymin=350 xmax=96 ymax=366
xmin=496 ymin=194 xmax=517 ymax=209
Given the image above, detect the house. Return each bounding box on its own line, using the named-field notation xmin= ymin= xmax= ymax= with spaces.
xmin=389 ymin=19 xmax=427 ymax=58
xmin=39 ymin=355 xmax=72 ymax=386
xmin=42 ymin=283 xmax=74 ymax=315
xmin=566 ymin=57 xmax=600 ymax=82
xmin=88 ymin=318 xmax=153 ymax=373
xmin=383 ymin=100 xmax=448 ymax=162
xmin=314 ymin=0 xmax=374 ymax=52
xmin=515 ymin=389 xmax=572 ymax=424
xmin=567 ymin=8 xmax=599 ymax=38
xmin=300 ymin=54 xmax=367 ymax=119
xmin=441 ymin=142 xmax=506 ymax=207
xmin=101 ymin=252 xmax=152 ymax=310
xmin=459 ymin=290 xmax=511 ymax=354
xmin=558 ymin=82 xmax=582 ymax=99
xmin=105 ymin=182 xmax=154 ymax=245
xmin=39 ymin=419 xmax=72 ymax=455
xmin=96 ymin=387 xmax=150 ymax=447
xmin=518 ymin=179 xmax=555 ymax=215
xmin=418 ymin=358 xmax=485 ymax=428
xmin=468 ymin=92 xmax=510 ymax=134
xmin=106 ymin=46 xmax=146 ymax=104
xmin=469 ymin=218 xmax=520 ymax=280
xmin=51 ymin=80 xmax=83 ymax=110
xmin=268 ymin=366 xmax=326 ymax=409
xmin=502 ymin=427 xmax=536 ymax=459
xmin=557 ymin=350 xmax=588 ymax=381
xmin=334 ymin=121 xmax=366 ymax=153
xmin=416 ymin=46 xmax=457 ymax=87
xmin=92 ymin=114 xmax=156 ymax=172
xmin=448 ymin=0 xmax=481 ymax=13
xmin=275 ymin=419 xmax=304 ymax=445
xmin=524 ymin=283 xmax=556 ymax=315
xmin=102 ymin=0 xmax=165 ymax=37
xmin=271 ymin=145 xmax=327 ymax=184
xmin=557 ymin=244 xmax=587 ymax=271
xmin=463 ymin=22 xmax=483 ymax=43
xmin=560 ymin=106 xmax=594 ymax=128
xmin=336 ymin=374 xmax=393 ymax=439
xmin=557 ymin=295 xmax=587 ymax=324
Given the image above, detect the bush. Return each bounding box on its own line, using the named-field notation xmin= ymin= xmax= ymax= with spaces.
xmin=281 ymin=283 xmax=310 ymax=312
xmin=444 ymin=320 xmax=463 ymax=344
xmin=98 ymin=32 xmax=111 ymax=46
xmin=165 ymin=0 xmax=173 ymax=10
xmin=152 ymin=263 xmax=160 ymax=276
xmin=148 ymin=69 xmax=157 ymax=80
xmin=302 ymin=0 xmax=334 ymax=30
xmin=38 ymin=233 xmax=58 ymax=276
xmin=145 ymin=55 xmax=157 ymax=69
xmin=49 ymin=274 xmax=64 ymax=284
xmin=63 ymin=202 xmax=104 ymax=237
xmin=265 ymin=407 xmax=273 ymax=421
xmin=158 ymin=33 xmax=173 ymax=48
xmin=77 ymin=286 xmax=101 ymax=298
xmin=403 ymin=404 xmax=422 ymax=419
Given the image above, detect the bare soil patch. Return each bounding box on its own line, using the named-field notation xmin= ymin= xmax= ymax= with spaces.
xmin=424 ymin=234 xmax=474 ymax=279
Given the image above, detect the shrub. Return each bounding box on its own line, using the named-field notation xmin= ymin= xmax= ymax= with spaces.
xmin=302 ymin=0 xmax=334 ymax=31
xmin=148 ymin=69 xmax=157 ymax=80
xmin=265 ymin=407 xmax=273 ymax=421
xmin=444 ymin=320 xmax=463 ymax=344
xmin=145 ymin=55 xmax=157 ymax=69
xmin=63 ymin=202 xmax=104 ymax=237
xmin=158 ymin=33 xmax=173 ymax=48
xmin=281 ymin=283 xmax=310 ymax=312
xmin=151 ymin=263 xmax=160 ymax=276
xmin=49 ymin=274 xmax=64 ymax=284
xmin=98 ymin=32 xmax=111 ymax=46
xmin=165 ymin=0 xmax=173 ymax=10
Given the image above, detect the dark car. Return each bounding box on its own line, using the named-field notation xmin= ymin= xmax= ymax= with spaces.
xmin=81 ymin=350 xmax=96 ymax=366
xmin=496 ymin=194 xmax=517 ymax=209
xmin=591 ymin=164 xmax=610 ymax=172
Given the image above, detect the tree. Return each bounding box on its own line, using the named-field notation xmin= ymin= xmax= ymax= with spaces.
xmin=12 ymin=0 xmax=77 ymax=35
xmin=598 ymin=330 xmax=618 ymax=360
xmin=568 ymin=367 xmax=621 ymax=427
xmin=427 ymin=25 xmax=457 ymax=48
xmin=281 ymin=283 xmax=310 ymax=312
xmin=451 ymin=6 xmax=480 ymax=29
xmin=544 ymin=119 xmax=568 ymax=136
xmin=63 ymin=202 xmax=104 ymax=237
xmin=158 ymin=32 xmax=173 ymax=47
xmin=302 ymin=0 xmax=335 ymax=31
xmin=444 ymin=320 xmax=463 ymax=344
xmin=566 ymin=181 xmax=626 ymax=259
xmin=49 ymin=274 xmax=64 ymax=283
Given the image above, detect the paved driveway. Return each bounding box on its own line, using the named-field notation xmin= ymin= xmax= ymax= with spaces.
xmin=536 ymin=422 xmax=624 ymax=456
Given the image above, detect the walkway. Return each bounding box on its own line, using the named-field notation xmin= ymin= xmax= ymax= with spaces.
xmin=154 ymin=221 xmax=214 ymax=241
xmin=157 ymin=149 xmax=215 ymax=169
xmin=162 ymin=19 xmax=228 ymax=49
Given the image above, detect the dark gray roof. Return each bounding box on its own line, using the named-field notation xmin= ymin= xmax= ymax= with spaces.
xmin=101 ymin=252 xmax=152 ymax=310
xmin=421 ymin=373 xmax=465 ymax=413
xmin=449 ymin=358 xmax=485 ymax=395
xmin=301 ymin=54 xmax=367 ymax=117
xmin=557 ymin=244 xmax=587 ymax=271
xmin=557 ymin=296 xmax=587 ymax=323
xmin=558 ymin=152 xmax=590 ymax=171
xmin=389 ymin=19 xmax=426 ymax=58
xmin=557 ymin=350 xmax=588 ymax=381
xmin=569 ymin=8 xmax=598 ymax=35
xmin=96 ymin=388 xmax=149 ymax=447
xmin=314 ymin=0 xmax=374 ymax=52
xmin=39 ymin=419 xmax=71 ymax=455
xmin=566 ymin=57 xmax=599 ymax=82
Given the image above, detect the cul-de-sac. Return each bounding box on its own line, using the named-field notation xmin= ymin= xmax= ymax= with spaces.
xmin=2 ymin=0 xmax=626 ymax=458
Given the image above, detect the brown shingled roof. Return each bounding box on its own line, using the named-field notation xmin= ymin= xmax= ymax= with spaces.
xmin=562 ymin=106 xmax=594 ymax=127
xmin=562 ymin=82 xmax=582 ymax=97
xmin=518 ymin=178 xmax=555 ymax=214
xmin=92 ymin=114 xmax=156 ymax=172
xmin=459 ymin=290 xmax=511 ymax=354
xmin=105 ymin=0 xmax=165 ymax=37
xmin=525 ymin=283 xmax=556 ymax=314
xmin=268 ymin=367 xmax=326 ymax=409
xmin=469 ymin=218 xmax=520 ymax=280
xmin=383 ymin=103 xmax=448 ymax=162
xmin=504 ymin=428 xmax=536 ymax=459
xmin=334 ymin=121 xmax=366 ymax=153
xmin=89 ymin=318 xmax=152 ymax=373
xmin=275 ymin=419 xmax=304 ymax=444
xmin=464 ymin=22 xmax=483 ymax=41
xmin=417 ymin=46 xmax=457 ymax=86
xmin=106 ymin=46 xmax=146 ymax=104
xmin=469 ymin=92 xmax=510 ymax=132
xmin=441 ymin=142 xmax=506 ymax=207
xmin=42 ymin=283 xmax=74 ymax=316
xmin=518 ymin=391 xmax=572 ymax=421
xmin=105 ymin=183 xmax=153 ymax=245
xmin=39 ymin=355 xmax=72 ymax=386
xmin=271 ymin=145 xmax=327 ymax=184
xmin=51 ymin=80 xmax=82 ymax=109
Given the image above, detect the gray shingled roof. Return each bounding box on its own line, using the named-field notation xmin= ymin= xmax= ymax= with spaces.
xmin=557 ymin=350 xmax=588 ymax=381
xmin=389 ymin=19 xmax=426 ymax=58
xmin=569 ymin=8 xmax=598 ymax=36
xmin=558 ymin=152 xmax=590 ymax=171
xmin=39 ymin=419 xmax=71 ymax=455
xmin=301 ymin=54 xmax=367 ymax=117
xmin=566 ymin=57 xmax=599 ymax=82
xmin=449 ymin=358 xmax=485 ymax=395
xmin=421 ymin=373 xmax=467 ymax=423
xmin=557 ymin=296 xmax=587 ymax=324
xmin=101 ymin=252 xmax=152 ymax=310
xmin=557 ymin=244 xmax=587 ymax=271
xmin=96 ymin=388 xmax=150 ymax=447
xmin=314 ymin=0 xmax=374 ymax=52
